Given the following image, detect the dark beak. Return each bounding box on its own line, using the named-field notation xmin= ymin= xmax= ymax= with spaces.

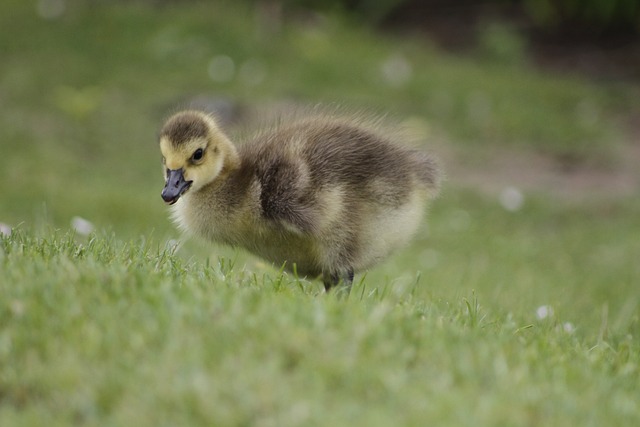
xmin=162 ymin=169 xmax=193 ymax=205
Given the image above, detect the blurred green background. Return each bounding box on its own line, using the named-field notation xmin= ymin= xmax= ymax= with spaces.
xmin=2 ymin=0 xmax=639 ymax=231
xmin=1 ymin=1 xmax=640 ymax=425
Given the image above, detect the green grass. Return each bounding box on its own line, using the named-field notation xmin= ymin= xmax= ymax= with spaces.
xmin=1 ymin=209 xmax=639 ymax=426
xmin=1 ymin=0 xmax=640 ymax=425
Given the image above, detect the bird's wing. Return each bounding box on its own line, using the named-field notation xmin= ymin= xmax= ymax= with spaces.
xmin=258 ymin=160 xmax=318 ymax=234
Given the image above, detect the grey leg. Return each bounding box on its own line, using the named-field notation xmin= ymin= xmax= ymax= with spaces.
xmin=323 ymin=268 xmax=355 ymax=292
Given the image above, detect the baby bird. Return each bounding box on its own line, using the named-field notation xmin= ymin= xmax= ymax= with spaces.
xmin=159 ymin=109 xmax=440 ymax=291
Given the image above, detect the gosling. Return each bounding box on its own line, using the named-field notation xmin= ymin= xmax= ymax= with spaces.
xmin=159 ymin=109 xmax=440 ymax=291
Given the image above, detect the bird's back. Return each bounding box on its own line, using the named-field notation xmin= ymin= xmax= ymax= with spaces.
xmin=241 ymin=116 xmax=439 ymax=205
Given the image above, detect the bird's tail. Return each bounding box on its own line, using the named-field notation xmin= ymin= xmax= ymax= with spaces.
xmin=413 ymin=151 xmax=442 ymax=195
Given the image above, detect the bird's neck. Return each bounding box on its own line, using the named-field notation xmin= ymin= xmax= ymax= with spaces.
xmin=221 ymin=139 xmax=241 ymax=174
xmin=189 ymin=151 xmax=256 ymax=226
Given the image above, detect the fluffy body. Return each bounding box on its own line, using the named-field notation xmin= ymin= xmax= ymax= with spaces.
xmin=159 ymin=110 xmax=440 ymax=289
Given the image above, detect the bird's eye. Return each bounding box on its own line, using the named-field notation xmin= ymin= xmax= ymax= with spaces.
xmin=192 ymin=148 xmax=204 ymax=161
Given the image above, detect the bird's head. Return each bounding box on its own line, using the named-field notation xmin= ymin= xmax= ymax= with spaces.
xmin=158 ymin=110 xmax=238 ymax=205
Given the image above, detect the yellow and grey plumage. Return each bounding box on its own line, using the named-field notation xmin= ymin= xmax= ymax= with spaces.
xmin=159 ymin=109 xmax=440 ymax=290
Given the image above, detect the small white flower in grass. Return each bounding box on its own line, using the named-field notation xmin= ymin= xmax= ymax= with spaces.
xmin=239 ymin=59 xmax=267 ymax=86
xmin=380 ymin=54 xmax=412 ymax=87
xmin=449 ymin=209 xmax=471 ymax=231
xmin=499 ymin=186 xmax=524 ymax=212
xmin=0 ymin=223 xmax=11 ymax=237
xmin=208 ymin=55 xmax=235 ymax=83
xmin=71 ymin=216 xmax=94 ymax=236
xmin=37 ymin=0 xmax=65 ymax=20
xmin=536 ymin=305 xmax=554 ymax=320
xmin=563 ymin=322 xmax=575 ymax=334
xmin=10 ymin=300 xmax=25 ymax=317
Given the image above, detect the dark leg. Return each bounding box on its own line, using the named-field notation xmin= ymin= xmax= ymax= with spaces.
xmin=323 ymin=268 xmax=355 ymax=293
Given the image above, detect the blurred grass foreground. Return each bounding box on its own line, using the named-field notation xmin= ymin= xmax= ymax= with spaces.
xmin=1 ymin=1 xmax=640 ymax=426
